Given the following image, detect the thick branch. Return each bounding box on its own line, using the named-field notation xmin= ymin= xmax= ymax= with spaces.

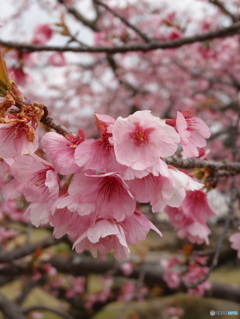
xmin=1 ymin=256 xmax=240 ymax=303
xmin=1 ymin=21 xmax=240 ymax=54
xmin=0 ymin=237 xmax=58 ymax=263
xmin=164 ymin=157 xmax=240 ymax=174
xmin=49 ymin=257 xmax=240 ymax=303
xmin=41 ymin=116 xmax=70 ymax=134
xmin=0 ymin=294 xmax=27 ymax=319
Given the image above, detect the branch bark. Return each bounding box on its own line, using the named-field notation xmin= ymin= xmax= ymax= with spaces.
xmin=49 ymin=256 xmax=240 ymax=303
xmin=57 ymin=0 xmax=100 ymax=31
xmin=0 ymin=294 xmax=27 ymax=319
xmin=93 ymin=0 xmax=151 ymax=42
xmin=0 ymin=236 xmax=58 ymax=263
xmin=164 ymin=156 xmax=240 ymax=174
xmin=1 ymin=21 xmax=240 ymax=54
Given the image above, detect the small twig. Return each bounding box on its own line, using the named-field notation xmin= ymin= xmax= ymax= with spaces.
xmin=41 ymin=116 xmax=70 ymax=134
xmin=114 ymin=264 xmax=145 ymax=319
xmin=57 ymin=0 xmax=100 ymax=31
xmin=94 ymin=0 xmax=151 ymax=42
xmin=209 ymin=0 xmax=239 ymax=22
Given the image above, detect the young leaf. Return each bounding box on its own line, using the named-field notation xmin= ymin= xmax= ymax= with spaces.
xmin=0 ymin=53 xmax=10 ymax=93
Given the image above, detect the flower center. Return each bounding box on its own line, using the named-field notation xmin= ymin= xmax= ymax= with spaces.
xmin=98 ymin=176 xmax=122 ymax=200
xmin=98 ymin=133 xmax=112 ymax=151
xmin=129 ymin=124 xmax=154 ymax=147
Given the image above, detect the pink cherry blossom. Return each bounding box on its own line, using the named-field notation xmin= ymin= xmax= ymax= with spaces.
xmin=229 ymin=232 xmax=240 ymax=258
xmin=95 ymin=113 xmax=115 ymax=135
xmin=50 ymin=208 xmax=95 ymax=239
xmin=1 ymin=177 xmax=23 ymax=201
xmin=48 ymin=52 xmax=66 ymax=66
xmin=111 ymin=110 xmax=180 ymax=171
xmin=175 ymin=111 xmax=211 ymax=158
xmin=42 ymin=130 xmax=84 ymax=175
xmin=0 ymin=227 xmax=16 ymax=245
xmin=0 ymin=159 xmax=12 ymax=187
xmin=85 ymin=278 xmax=112 ymax=309
xmin=0 ymin=117 xmax=38 ymax=158
xmin=165 ymin=190 xmax=216 ymax=244
xmin=151 ymin=170 xmax=203 ymax=212
xmin=32 ymin=24 xmax=53 ymax=45
xmin=66 ymin=171 xmax=135 ymax=221
xmin=177 ymin=222 xmax=211 ymax=245
xmin=166 ymin=307 xmax=184 ymax=318
xmin=10 ymin=154 xmax=59 ymax=226
xmin=163 ymin=270 xmax=181 ymax=289
xmin=74 ymin=138 xmax=121 ymax=172
xmin=178 ymin=189 xmax=217 ymax=224
xmin=50 ymin=208 xmax=74 ymax=239
xmin=122 ymin=210 xmax=162 ymax=245
xmin=161 ymin=257 xmax=181 ymax=289
xmin=118 ymin=282 xmax=135 ymax=301
xmin=0 ymin=199 xmax=28 ymax=223
xmin=73 ymin=218 xmax=130 ymax=260
xmin=11 ymin=154 xmax=58 ymax=203
xmin=65 ymin=277 xmax=85 ymax=298
xmin=74 ymin=113 xmax=121 ymax=171
xmin=128 ymin=169 xmax=203 ymax=212
xmin=120 ymin=262 xmax=134 ymax=276
xmin=183 ymin=262 xmax=211 ymax=296
xmin=9 ymin=67 xmax=30 ymax=85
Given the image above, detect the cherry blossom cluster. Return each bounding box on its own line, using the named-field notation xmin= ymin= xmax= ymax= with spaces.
xmin=0 ymin=53 xmax=218 ymax=260
xmin=161 ymin=256 xmax=211 ymax=296
xmin=0 ymin=91 xmax=215 ymax=260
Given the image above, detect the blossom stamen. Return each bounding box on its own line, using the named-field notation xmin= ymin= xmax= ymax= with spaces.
xmin=129 ymin=124 xmax=154 ymax=147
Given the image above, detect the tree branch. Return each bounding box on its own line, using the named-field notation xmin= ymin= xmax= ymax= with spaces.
xmin=164 ymin=156 xmax=240 ymax=174
xmin=209 ymin=0 xmax=239 ymax=22
xmin=1 ymin=256 xmax=240 ymax=303
xmin=1 ymin=21 xmax=240 ymax=54
xmin=0 ymin=236 xmax=59 ymax=263
xmin=0 ymin=294 xmax=27 ymax=319
xmin=49 ymin=256 xmax=240 ymax=303
xmin=41 ymin=116 xmax=70 ymax=134
xmin=93 ymin=0 xmax=151 ymax=42
xmin=57 ymin=0 xmax=100 ymax=31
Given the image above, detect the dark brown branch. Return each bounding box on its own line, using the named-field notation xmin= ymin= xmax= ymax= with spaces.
xmin=41 ymin=116 xmax=70 ymax=134
xmin=1 ymin=256 xmax=240 ymax=303
xmin=0 ymin=236 xmax=58 ymax=263
xmin=49 ymin=257 xmax=240 ymax=303
xmin=1 ymin=21 xmax=240 ymax=54
xmin=106 ymin=54 xmax=143 ymax=95
xmin=15 ymin=280 xmax=39 ymax=305
xmin=164 ymin=156 xmax=240 ymax=174
xmin=57 ymin=0 xmax=100 ymax=31
xmin=94 ymin=0 xmax=151 ymax=42
xmin=0 ymin=294 xmax=27 ymax=319
xmin=209 ymin=0 xmax=239 ymax=22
